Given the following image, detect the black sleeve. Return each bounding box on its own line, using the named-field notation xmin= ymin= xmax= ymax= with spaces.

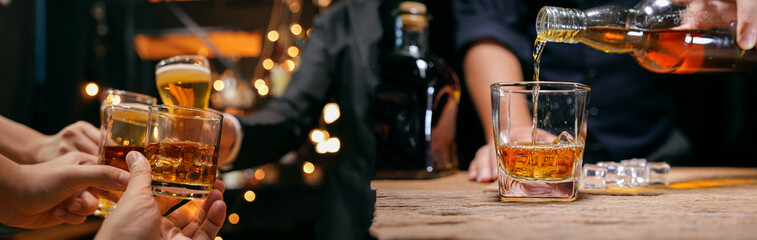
xmin=231 ymin=14 xmax=334 ymax=169
xmin=452 ymin=0 xmax=532 ymax=63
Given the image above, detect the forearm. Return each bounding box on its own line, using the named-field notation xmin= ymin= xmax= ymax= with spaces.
xmin=0 ymin=116 xmax=46 ymax=164
xmin=463 ymin=40 xmax=529 ymax=142
xmin=0 ymin=154 xmax=24 ymax=224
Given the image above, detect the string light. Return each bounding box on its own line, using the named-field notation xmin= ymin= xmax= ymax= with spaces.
xmin=284 ymin=59 xmax=296 ymax=71
xmin=287 ymin=46 xmax=299 ymax=57
xmin=323 ymin=103 xmax=340 ymax=124
xmin=303 ymin=161 xmax=315 ymax=174
xmin=254 ymin=169 xmax=265 ymax=180
xmin=214 ymin=237 xmax=223 ymax=240
xmin=85 ymin=82 xmax=99 ymax=97
xmin=244 ymin=190 xmax=256 ymax=202
xmin=267 ymin=30 xmax=279 ymax=42
xmin=257 ymin=85 xmax=269 ymax=96
xmin=253 ymin=79 xmax=265 ymax=89
xmin=228 ymin=213 xmax=239 ymax=224
xmin=325 ymin=137 xmax=341 ymax=153
xmin=290 ymin=24 xmax=302 ymax=35
xmin=213 ymin=80 xmax=225 ymax=91
xmin=315 ymin=142 xmax=328 ymax=154
xmin=309 ymin=129 xmax=328 ymax=143
xmin=262 ymin=59 xmax=274 ymax=70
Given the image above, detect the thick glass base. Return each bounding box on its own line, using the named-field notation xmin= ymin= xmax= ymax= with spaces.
xmin=498 ymin=168 xmax=578 ymax=202
xmin=152 ymin=181 xmax=212 ymax=199
xmin=94 ymin=198 xmax=117 ymax=217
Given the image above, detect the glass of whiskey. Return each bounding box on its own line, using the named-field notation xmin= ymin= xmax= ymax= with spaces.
xmin=491 ymin=82 xmax=590 ymax=202
xmin=146 ymin=105 xmax=223 ymax=199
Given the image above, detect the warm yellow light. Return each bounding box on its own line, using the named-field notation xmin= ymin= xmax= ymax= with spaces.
xmin=106 ymin=95 xmax=121 ymax=105
xmin=267 ymin=30 xmax=279 ymax=42
xmin=254 ymin=79 xmax=266 ymax=89
xmin=244 ymin=190 xmax=256 ymax=202
xmin=326 ymin=137 xmax=341 ymax=153
xmin=323 ymin=103 xmax=340 ymax=124
xmin=303 ymin=161 xmax=315 ymax=174
xmin=262 ymin=59 xmax=274 ymax=70
xmin=309 ymin=129 xmax=325 ymax=143
xmin=228 ymin=213 xmax=239 ymax=224
xmin=257 ymin=85 xmax=269 ymax=96
xmin=85 ymin=82 xmax=99 ymax=97
xmin=123 ymin=140 xmax=130 ymax=146
xmin=213 ymin=80 xmax=225 ymax=91
xmin=315 ymin=142 xmax=328 ymax=154
xmin=290 ymin=24 xmax=302 ymax=35
xmin=254 ymin=169 xmax=265 ymax=180
xmin=284 ymin=59 xmax=295 ymax=71
xmin=316 ymin=0 xmax=331 ymax=8
xmin=197 ymin=47 xmax=209 ymax=57
xmin=287 ymin=46 xmax=299 ymax=57
xmin=214 ymin=237 xmax=223 ymax=240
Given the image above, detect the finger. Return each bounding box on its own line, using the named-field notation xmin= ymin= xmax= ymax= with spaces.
xmin=68 ymin=151 xmax=99 ymax=165
xmin=123 ymin=151 xmax=152 ymax=195
xmin=468 ymin=159 xmax=479 ymax=181
xmin=203 ymin=190 xmax=224 ymax=212
xmin=66 ymin=190 xmax=100 ymax=216
xmin=72 ymin=133 xmax=100 ymax=157
xmin=88 ymin=187 xmax=123 ymax=203
xmin=77 ymin=121 xmax=102 ymax=145
xmin=63 ymin=164 xmax=129 ymax=191
xmin=193 ymin=200 xmax=226 ymax=240
xmin=52 ymin=206 xmax=88 ymax=225
xmin=737 ymin=0 xmax=757 ymax=49
xmin=214 ymin=180 xmax=225 ymax=194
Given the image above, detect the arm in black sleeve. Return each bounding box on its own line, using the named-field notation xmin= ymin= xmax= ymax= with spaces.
xmin=452 ymin=0 xmax=532 ymax=64
xmin=231 ymin=15 xmax=334 ymax=170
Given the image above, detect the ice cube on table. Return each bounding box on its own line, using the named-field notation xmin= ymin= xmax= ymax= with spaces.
xmin=597 ymin=161 xmax=621 ymax=187
xmin=618 ymin=165 xmax=646 ymax=187
xmin=647 ymin=162 xmax=670 ymax=185
xmin=551 ymin=131 xmax=574 ymax=145
xmin=582 ymin=164 xmax=606 ymax=189
xmin=620 ymin=158 xmax=647 ymax=167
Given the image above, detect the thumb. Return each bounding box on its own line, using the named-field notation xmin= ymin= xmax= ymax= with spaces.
xmin=123 ymin=151 xmax=152 ymax=195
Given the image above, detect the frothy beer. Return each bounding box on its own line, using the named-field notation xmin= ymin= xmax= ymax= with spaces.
xmin=155 ymin=64 xmax=211 ymax=109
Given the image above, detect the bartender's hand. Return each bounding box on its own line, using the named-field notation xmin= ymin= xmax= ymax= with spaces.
xmin=468 ymin=142 xmax=498 ymax=182
xmin=35 ymin=121 xmax=101 ymax=163
xmin=96 ymin=151 xmax=226 ymax=240
xmin=0 ymin=152 xmax=128 ymax=229
xmin=218 ymin=113 xmax=242 ymax=170
xmin=676 ymin=0 xmax=756 ymax=49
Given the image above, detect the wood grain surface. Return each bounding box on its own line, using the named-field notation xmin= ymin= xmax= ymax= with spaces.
xmin=371 ymin=167 xmax=757 ymax=240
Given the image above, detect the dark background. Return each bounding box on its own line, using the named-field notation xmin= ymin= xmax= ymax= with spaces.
xmin=2 ymin=0 xmax=757 ymax=238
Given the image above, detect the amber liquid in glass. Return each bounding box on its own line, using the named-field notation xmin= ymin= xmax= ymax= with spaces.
xmin=498 ymin=143 xmax=583 ymax=180
xmin=146 ymin=141 xmax=218 ymax=186
xmin=156 ymin=64 xmax=212 ymax=109
xmin=102 ymin=145 xmax=145 ymax=171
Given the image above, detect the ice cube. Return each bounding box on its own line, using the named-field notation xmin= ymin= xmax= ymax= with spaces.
xmin=647 ymin=162 xmax=670 ymax=185
xmin=620 ymin=158 xmax=647 ymax=167
xmin=597 ymin=161 xmax=621 ymax=187
xmin=582 ymin=164 xmax=606 ymax=189
xmin=617 ymin=165 xmax=646 ymax=187
xmin=551 ymin=131 xmax=574 ymax=145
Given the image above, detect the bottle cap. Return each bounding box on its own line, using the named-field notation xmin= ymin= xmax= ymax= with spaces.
xmin=398 ymin=1 xmax=427 ymax=30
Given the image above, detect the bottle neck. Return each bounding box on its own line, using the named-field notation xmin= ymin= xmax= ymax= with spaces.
xmin=394 ymin=13 xmax=428 ymax=58
xmin=535 ymin=7 xmax=586 ymax=43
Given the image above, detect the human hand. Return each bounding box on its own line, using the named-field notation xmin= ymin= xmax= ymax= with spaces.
xmin=218 ymin=113 xmax=241 ymax=170
xmin=675 ymin=0 xmax=756 ymax=49
xmin=35 ymin=121 xmax=101 ymax=163
xmin=468 ymin=127 xmax=557 ymax=182
xmin=96 ymin=151 xmax=226 ymax=240
xmin=0 ymin=152 xmax=128 ymax=228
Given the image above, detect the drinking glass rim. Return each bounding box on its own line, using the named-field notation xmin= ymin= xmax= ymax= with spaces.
xmin=491 ymin=81 xmax=591 ymax=93
xmin=148 ymin=104 xmax=223 ymax=121
xmin=102 ymin=88 xmax=158 ymax=104
xmin=155 ymin=55 xmax=210 ymax=70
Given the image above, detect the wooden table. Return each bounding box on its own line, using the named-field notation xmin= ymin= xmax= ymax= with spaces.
xmin=370 ymin=167 xmax=757 ymax=239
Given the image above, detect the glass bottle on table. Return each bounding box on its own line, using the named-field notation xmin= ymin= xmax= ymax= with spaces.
xmin=535 ymin=0 xmax=757 ymax=74
xmin=371 ymin=1 xmax=460 ymax=179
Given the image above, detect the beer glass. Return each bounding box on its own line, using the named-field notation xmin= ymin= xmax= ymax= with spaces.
xmin=95 ymin=89 xmax=156 ymax=217
xmin=146 ymin=105 xmax=223 ymax=199
xmin=492 ymin=82 xmax=590 ymax=202
xmin=155 ymin=55 xmax=212 ymax=109
xmin=95 ymin=104 xmax=150 ymax=217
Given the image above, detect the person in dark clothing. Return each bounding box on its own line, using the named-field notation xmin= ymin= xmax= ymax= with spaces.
xmin=217 ymin=0 xmax=391 ymax=239
xmin=453 ymin=0 xmax=694 ymax=182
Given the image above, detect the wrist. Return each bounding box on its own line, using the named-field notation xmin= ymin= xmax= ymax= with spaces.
xmin=0 ymin=157 xmax=24 ymax=224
